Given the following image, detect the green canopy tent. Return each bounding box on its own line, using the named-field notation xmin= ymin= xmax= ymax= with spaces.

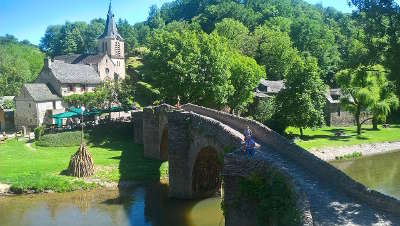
xmin=50 ymin=106 xmax=124 ymax=127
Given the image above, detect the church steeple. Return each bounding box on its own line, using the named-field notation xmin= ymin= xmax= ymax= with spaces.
xmin=99 ymin=0 xmax=123 ymax=41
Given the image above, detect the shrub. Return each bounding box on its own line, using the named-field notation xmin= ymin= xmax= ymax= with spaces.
xmin=36 ymin=131 xmax=82 ymax=147
xmin=238 ymin=172 xmax=300 ymax=226
xmin=34 ymin=126 xmax=44 ymax=141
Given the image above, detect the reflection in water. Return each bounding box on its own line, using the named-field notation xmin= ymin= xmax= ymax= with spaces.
xmin=0 ymin=183 xmax=224 ymax=226
xmin=331 ymin=150 xmax=400 ymax=199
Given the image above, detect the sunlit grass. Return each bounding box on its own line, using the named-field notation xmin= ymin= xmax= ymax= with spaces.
xmin=286 ymin=124 xmax=400 ymax=150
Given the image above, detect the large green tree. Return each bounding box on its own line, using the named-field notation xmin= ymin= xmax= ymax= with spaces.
xmin=336 ymin=64 xmax=399 ymax=134
xmin=143 ymin=22 xmax=233 ymax=109
xmin=276 ymin=55 xmax=327 ymax=136
xmin=254 ymin=25 xmax=299 ymax=80
xmin=228 ymin=52 xmax=265 ymax=114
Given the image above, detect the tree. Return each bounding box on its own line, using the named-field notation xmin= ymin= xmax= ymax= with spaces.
xmin=228 ymin=52 xmax=265 ymax=114
xmin=213 ymin=18 xmax=255 ymax=56
xmin=143 ymin=22 xmax=233 ymax=109
xmin=0 ymin=39 xmax=44 ymax=96
xmin=336 ymin=65 xmax=399 ymax=134
xmin=147 ymin=5 xmax=165 ymax=30
xmin=276 ymin=55 xmax=327 ymax=136
xmin=254 ymin=25 xmax=299 ymax=80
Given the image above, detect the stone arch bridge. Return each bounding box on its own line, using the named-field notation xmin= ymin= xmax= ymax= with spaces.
xmin=132 ymin=104 xmax=400 ymax=225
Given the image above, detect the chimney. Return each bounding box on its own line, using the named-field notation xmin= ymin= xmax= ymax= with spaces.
xmin=44 ymin=57 xmax=52 ymax=68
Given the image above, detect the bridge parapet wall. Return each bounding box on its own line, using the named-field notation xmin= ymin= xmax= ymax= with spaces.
xmin=168 ymin=110 xmax=244 ymax=199
xmin=223 ymin=151 xmax=313 ymax=226
xmin=182 ymin=104 xmax=400 ymax=215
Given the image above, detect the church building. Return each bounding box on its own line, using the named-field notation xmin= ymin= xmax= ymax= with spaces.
xmin=14 ymin=2 xmax=126 ymax=130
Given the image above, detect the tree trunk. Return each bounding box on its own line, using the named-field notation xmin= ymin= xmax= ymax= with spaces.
xmin=372 ymin=117 xmax=378 ymax=130
xmin=355 ymin=108 xmax=361 ymax=135
xmin=300 ymin=127 xmax=304 ymax=137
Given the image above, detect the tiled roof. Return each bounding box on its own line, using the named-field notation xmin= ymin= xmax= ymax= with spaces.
xmin=54 ymin=54 xmax=108 ymax=65
xmin=49 ymin=60 xmax=102 ymax=85
xmin=258 ymin=79 xmax=285 ymax=94
xmin=20 ymin=84 xmax=61 ymax=102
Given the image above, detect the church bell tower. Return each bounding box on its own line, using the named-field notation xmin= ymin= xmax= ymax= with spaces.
xmin=98 ymin=1 xmax=125 ymax=80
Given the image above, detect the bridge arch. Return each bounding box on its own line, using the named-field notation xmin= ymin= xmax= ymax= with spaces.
xmin=192 ymin=146 xmax=222 ymax=198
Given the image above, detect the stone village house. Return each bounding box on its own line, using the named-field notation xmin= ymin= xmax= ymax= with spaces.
xmin=14 ymin=2 xmax=125 ymax=130
xmin=254 ymin=79 xmax=359 ymax=126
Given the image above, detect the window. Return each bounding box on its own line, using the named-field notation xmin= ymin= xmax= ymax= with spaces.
xmin=105 ymin=68 xmax=110 ymax=75
xmin=115 ymin=41 xmax=121 ymax=56
xmin=28 ymin=103 xmax=31 ymax=108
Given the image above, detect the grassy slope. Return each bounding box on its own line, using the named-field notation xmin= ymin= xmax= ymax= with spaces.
xmin=286 ymin=125 xmax=400 ymax=150
xmin=0 ymin=124 xmax=166 ymax=193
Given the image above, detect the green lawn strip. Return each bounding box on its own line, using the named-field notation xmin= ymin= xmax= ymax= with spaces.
xmin=0 ymin=125 xmax=166 ymax=193
xmin=285 ymin=125 xmax=400 ymax=150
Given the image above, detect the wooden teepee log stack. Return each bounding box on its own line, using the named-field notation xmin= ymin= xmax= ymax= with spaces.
xmin=68 ymin=144 xmax=94 ymax=177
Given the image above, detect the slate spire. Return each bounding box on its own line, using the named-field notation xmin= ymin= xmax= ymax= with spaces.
xmin=99 ymin=0 xmax=123 ymax=40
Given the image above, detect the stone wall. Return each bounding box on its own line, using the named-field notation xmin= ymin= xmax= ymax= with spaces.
xmin=182 ymin=103 xmax=400 ymax=215
xmin=167 ymin=110 xmax=244 ymax=199
xmin=223 ymin=151 xmax=313 ymax=226
xmin=15 ymin=99 xmax=38 ymax=130
xmin=132 ymin=110 xmax=143 ymax=144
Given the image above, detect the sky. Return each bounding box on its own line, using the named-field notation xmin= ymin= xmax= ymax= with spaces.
xmin=0 ymin=0 xmax=395 ymax=45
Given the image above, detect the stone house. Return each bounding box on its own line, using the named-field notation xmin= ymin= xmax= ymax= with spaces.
xmin=254 ymin=79 xmax=358 ymax=126
xmin=14 ymin=2 xmax=126 ymax=129
xmin=35 ymin=59 xmax=102 ymax=97
xmin=14 ymin=84 xmax=63 ymax=130
xmin=0 ymin=96 xmax=15 ymax=132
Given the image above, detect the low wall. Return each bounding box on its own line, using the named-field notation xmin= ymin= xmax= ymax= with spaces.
xmin=182 ymin=104 xmax=400 ymax=215
xmin=223 ymin=151 xmax=313 ymax=226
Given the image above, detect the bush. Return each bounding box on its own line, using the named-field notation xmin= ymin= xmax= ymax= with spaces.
xmin=238 ymin=172 xmax=300 ymax=226
xmin=36 ymin=131 xmax=82 ymax=147
xmin=34 ymin=126 xmax=44 ymax=141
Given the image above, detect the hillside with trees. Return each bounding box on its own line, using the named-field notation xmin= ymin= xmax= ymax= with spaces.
xmin=3 ymin=0 xmax=400 ymax=133
xmin=0 ymin=35 xmax=44 ymax=96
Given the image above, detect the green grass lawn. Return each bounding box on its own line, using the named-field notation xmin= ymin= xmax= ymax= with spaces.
xmin=286 ymin=125 xmax=400 ymax=150
xmin=0 ymin=124 xmax=167 ymax=193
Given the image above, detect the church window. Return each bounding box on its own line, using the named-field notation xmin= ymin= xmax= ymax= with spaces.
xmin=106 ymin=68 xmax=110 ymax=75
xmin=115 ymin=41 xmax=121 ymax=56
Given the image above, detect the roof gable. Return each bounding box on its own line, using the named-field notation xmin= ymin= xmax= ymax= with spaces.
xmin=16 ymin=84 xmax=61 ymax=102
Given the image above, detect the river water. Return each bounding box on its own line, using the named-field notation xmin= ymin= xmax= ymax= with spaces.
xmin=331 ymin=150 xmax=400 ymax=199
xmin=0 ymin=183 xmax=224 ymax=226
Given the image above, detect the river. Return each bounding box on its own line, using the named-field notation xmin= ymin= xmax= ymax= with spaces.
xmin=0 ymin=183 xmax=224 ymax=226
xmin=331 ymin=150 xmax=400 ymax=199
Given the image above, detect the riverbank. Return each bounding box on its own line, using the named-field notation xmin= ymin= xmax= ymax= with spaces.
xmin=0 ymin=124 xmax=168 ymax=195
xmin=311 ymin=141 xmax=400 ymax=161
xmin=286 ymin=125 xmax=400 ymax=150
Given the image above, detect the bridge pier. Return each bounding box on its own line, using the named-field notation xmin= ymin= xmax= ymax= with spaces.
xmin=142 ymin=104 xmax=172 ymax=161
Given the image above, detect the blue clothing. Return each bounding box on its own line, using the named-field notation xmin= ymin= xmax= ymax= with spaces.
xmin=245 ymin=138 xmax=255 ymax=157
